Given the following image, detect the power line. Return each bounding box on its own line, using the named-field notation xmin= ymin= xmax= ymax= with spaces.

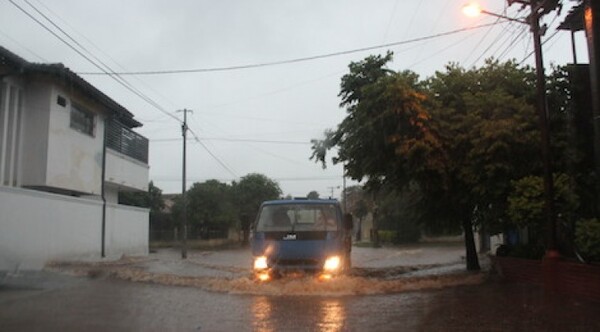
xmin=402 ymin=0 xmax=424 ymax=42
xmin=152 ymin=137 xmax=311 ymax=145
xmin=8 ymin=0 xmax=182 ymax=124
xmin=519 ymin=28 xmax=561 ymax=65
xmin=409 ymin=29 xmax=480 ymax=69
xmin=28 ymin=0 xmax=182 ymax=110
xmin=188 ymin=114 xmax=319 ymax=168
xmin=187 ymin=127 xmax=239 ymax=178
xmin=496 ymin=25 xmax=530 ymax=61
xmin=469 ymin=21 xmax=518 ymax=67
xmin=381 ymin=0 xmax=400 ymax=43
xmin=412 ymin=0 xmax=452 ymax=63
xmin=462 ymin=16 xmax=501 ymax=65
xmin=78 ymin=21 xmax=510 ymax=76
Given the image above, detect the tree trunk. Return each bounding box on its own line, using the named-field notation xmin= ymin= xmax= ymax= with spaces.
xmin=463 ymin=219 xmax=481 ymax=271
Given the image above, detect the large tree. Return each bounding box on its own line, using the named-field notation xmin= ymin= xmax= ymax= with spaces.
xmin=312 ymin=54 xmax=545 ymax=270
xmin=172 ymin=179 xmax=237 ymax=239
xmin=233 ymin=173 xmax=282 ymax=244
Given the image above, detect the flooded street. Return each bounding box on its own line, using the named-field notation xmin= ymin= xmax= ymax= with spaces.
xmin=2 ymin=244 xmax=599 ymax=331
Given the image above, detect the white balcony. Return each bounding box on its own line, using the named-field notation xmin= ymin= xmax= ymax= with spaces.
xmin=105 ymin=148 xmax=148 ymax=191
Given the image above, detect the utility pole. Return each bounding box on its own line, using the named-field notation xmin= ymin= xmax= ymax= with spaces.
xmin=342 ymin=168 xmax=347 ymax=213
xmin=327 ymin=186 xmax=340 ymax=199
xmin=531 ymin=0 xmax=557 ymax=254
xmin=178 ymin=109 xmax=192 ymax=259
xmin=584 ymin=0 xmax=600 ymax=216
xmin=504 ymin=0 xmax=560 ymax=256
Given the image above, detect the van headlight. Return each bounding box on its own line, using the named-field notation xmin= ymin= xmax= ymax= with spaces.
xmin=253 ymin=256 xmax=268 ymax=270
xmin=323 ymin=256 xmax=341 ymax=272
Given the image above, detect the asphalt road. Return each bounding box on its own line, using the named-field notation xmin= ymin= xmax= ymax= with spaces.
xmin=1 ymin=244 xmax=598 ymax=331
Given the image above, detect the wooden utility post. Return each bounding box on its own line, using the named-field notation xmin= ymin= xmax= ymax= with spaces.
xmin=584 ymin=0 xmax=600 ymax=215
xmin=178 ymin=109 xmax=192 ymax=259
xmin=506 ymin=0 xmax=561 ymax=255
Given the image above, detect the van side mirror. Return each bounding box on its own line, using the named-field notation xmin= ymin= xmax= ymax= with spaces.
xmin=343 ymin=213 xmax=353 ymax=230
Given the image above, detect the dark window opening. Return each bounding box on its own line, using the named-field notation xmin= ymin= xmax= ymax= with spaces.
xmin=70 ymin=104 xmax=95 ymax=136
xmin=57 ymin=95 xmax=67 ymax=107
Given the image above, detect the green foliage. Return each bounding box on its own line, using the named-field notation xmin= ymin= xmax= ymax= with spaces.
xmin=119 ymin=182 xmax=168 ymax=230
xmin=377 ymin=230 xmax=395 ymax=244
xmin=170 ymin=174 xmax=280 ymax=239
xmin=575 ymin=218 xmax=600 ymax=262
xmin=171 ymin=180 xmax=238 ymax=237
xmin=507 ymin=173 xmax=579 ymax=230
xmin=310 ymin=53 xmax=589 ymax=268
xmin=307 ymin=191 xmax=320 ymax=199
xmin=119 ymin=181 xmax=165 ymax=213
xmin=375 ymin=185 xmax=422 ymax=243
xmin=506 ymin=243 xmax=546 ymax=260
xmin=232 ymin=173 xmax=282 ymax=223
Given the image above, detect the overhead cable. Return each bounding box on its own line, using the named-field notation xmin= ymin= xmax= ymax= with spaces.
xmin=152 ymin=137 xmax=310 ymax=145
xmin=187 ymin=127 xmax=239 ymax=178
xmin=78 ymin=21 xmax=511 ymax=76
xmin=8 ymin=0 xmax=182 ymax=124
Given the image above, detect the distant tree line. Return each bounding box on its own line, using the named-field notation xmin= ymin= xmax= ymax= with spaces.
xmin=119 ymin=173 xmax=282 ymax=243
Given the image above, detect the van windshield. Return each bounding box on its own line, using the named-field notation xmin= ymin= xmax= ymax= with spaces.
xmin=256 ymin=204 xmax=338 ymax=232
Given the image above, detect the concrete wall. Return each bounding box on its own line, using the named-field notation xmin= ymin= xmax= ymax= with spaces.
xmin=0 ymin=186 xmax=149 ymax=271
xmin=46 ymin=85 xmax=104 ymax=195
xmin=105 ymin=149 xmax=149 ymax=192
xmin=105 ymin=203 xmax=149 ymax=257
xmin=18 ymin=81 xmax=106 ymax=194
xmin=20 ymin=80 xmax=50 ymax=187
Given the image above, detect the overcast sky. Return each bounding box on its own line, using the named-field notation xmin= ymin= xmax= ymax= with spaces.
xmin=0 ymin=0 xmax=588 ymax=198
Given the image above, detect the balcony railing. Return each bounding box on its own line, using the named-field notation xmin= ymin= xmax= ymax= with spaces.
xmin=105 ymin=120 xmax=148 ymax=164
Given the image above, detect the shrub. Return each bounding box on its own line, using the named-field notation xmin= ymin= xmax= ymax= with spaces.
xmin=495 ymin=243 xmax=545 ymax=259
xmin=378 ymin=230 xmax=395 ymax=244
xmin=575 ymin=218 xmax=600 ymax=262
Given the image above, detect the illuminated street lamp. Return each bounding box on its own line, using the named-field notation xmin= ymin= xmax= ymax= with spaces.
xmin=462 ymin=3 xmax=483 ymax=17
xmin=462 ymin=3 xmax=528 ymax=24
xmin=464 ymin=1 xmax=559 ymax=257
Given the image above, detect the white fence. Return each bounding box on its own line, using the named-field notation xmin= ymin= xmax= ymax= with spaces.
xmin=0 ymin=186 xmax=148 ymax=270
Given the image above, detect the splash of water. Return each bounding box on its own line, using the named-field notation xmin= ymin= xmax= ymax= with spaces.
xmin=47 ymin=258 xmax=485 ymax=296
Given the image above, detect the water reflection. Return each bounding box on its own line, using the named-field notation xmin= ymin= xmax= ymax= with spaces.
xmin=317 ymin=299 xmax=346 ymax=332
xmin=251 ymin=296 xmax=275 ymax=332
xmin=251 ymin=296 xmax=347 ymax=332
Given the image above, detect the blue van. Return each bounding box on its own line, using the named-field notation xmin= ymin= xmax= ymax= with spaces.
xmin=250 ymin=199 xmax=353 ymax=280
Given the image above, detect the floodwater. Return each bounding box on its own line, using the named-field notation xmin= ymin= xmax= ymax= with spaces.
xmin=2 ymin=244 xmax=599 ymax=331
xmin=45 ymin=244 xmax=481 ymax=296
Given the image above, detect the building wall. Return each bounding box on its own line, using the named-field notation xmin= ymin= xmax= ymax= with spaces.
xmin=18 ymin=81 xmax=108 ymax=195
xmin=105 ymin=149 xmax=149 ymax=192
xmin=105 ymin=203 xmax=149 ymax=257
xmin=0 ymin=78 xmax=25 ymax=187
xmin=0 ymin=185 xmax=102 ymax=270
xmin=45 ymin=85 xmax=104 ymax=194
xmin=0 ymin=186 xmax=149 ymax=271
xmin=19 ymin=80 xmax=50 ymax=187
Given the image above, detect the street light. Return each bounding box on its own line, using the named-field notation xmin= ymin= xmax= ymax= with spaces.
xmin=463 ymin=1 xmax=559 ymax=258
xmin=462 ymin=3 xmax=528 ymax=24
xmin=462 ymin=3 xmax=483 ymax=17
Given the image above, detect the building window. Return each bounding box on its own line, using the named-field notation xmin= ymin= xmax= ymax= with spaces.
xmin=70 ymin=104 xmax=95 ymax=136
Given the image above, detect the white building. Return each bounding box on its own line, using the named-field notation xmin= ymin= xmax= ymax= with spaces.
xmin=0 ymin=46 xmax=149 ymax=270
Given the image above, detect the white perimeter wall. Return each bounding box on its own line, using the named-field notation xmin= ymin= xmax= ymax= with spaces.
xmin=0 ymin=186 xmax=148 ymax=271
xmin=105 ymin=203 xmax=149 ymax=257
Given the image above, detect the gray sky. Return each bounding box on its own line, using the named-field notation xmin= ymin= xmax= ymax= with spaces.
xmin=0 ymin=0 xmax=588 ymax=198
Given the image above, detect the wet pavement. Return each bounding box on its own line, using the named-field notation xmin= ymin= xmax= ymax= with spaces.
xmin=1 ymin=244 xmax=599 ymax=331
